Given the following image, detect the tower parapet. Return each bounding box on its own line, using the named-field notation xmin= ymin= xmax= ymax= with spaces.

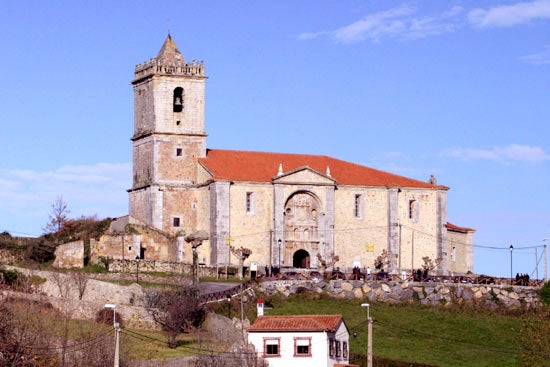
xmin=134 ymin=58 xmax=205 ymax=82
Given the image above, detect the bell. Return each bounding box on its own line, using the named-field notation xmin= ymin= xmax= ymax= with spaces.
xmin=174 ymin=96 xmax=182 ymax=106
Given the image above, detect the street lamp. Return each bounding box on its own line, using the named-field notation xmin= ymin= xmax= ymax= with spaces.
xmin=135 ymin=256 xmax=140 ymax=284
xmin=226 ymin=294 xmax=232 ymax=319
xmin=509 ymin=245 xmax=514 ymax=284
xmin=361 ymin=303 xmax=372 ymax=367
xmin=104 ymin=304 xmax=120 ymax=367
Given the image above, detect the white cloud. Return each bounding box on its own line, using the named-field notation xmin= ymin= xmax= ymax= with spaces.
xmin=298 ymin=5 xmax=463 ymax=44
xmin=0 ymin=162 xmax=131 ymax=236
xmin=468 ymin=0 xmax=550 ymax=28
xmin=520 ymin=45 xmax=550 ymax=65
xmin=445 ymin=144 xmax=550 ymax=163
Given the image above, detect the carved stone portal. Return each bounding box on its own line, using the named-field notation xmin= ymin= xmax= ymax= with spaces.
xmin=284 ymin=192 xmax=321 ymax=268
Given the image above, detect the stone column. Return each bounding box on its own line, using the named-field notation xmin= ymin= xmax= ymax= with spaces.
xmin=387 ymin=188 xmax=400 ymax=274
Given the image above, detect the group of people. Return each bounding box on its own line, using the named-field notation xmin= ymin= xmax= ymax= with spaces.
xmin=515 ymin=272 xmax=530 ymax=286
xmin=413 ymin=268 xmax=430 ymax=282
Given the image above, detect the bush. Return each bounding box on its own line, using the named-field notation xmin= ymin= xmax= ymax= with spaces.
xmin=95 ymin=308 xmax=125 ymax=328
xmin=0 ymin=268 xmax=19 ymax=286
xmin=539 ymin=282 xmax=550 ymax=305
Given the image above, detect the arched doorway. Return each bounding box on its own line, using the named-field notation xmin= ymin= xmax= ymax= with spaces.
xmin=293 ymin=249 xmax=310 ymax=268
xmin=283 ymin=191 xmax=320 ymax=267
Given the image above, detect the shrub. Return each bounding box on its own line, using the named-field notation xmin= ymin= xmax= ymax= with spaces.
xmin=95 ymin=308 xmax=125 ymax=328
xmin=539 ymin=282 xmax=550 ymax=305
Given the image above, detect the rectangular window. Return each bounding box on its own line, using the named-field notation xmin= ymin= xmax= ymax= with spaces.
xmin=408 ymin=199 xmax=419 ymax=222
xmin=246 ymin=192 xmax=255 ymax=215
xmin=329 ymin=338 xmax=335 ymax=357
xmin=176 ymin=148 xmax=182 ymax=156
xmin=173 ymin=217 xmax=181 ymax=227
xmin=354 ymin=194 xmax=362 ymax=218
xmin=343 ymin=341 xmax=348 ymax=358
xmin=335 ymin=340 xmax=341 ymax=357
xmin=263 ymin=338 xmax=280 ymax=357
xmin=294 ymin=337 xmax=311 ymax=357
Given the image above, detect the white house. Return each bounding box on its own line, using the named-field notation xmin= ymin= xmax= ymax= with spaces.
xmin=247 ymin=314 xmax=357 ymax=367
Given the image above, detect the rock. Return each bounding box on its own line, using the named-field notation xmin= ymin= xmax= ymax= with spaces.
xmin=341 ymin=282 xmax=354 ymax=292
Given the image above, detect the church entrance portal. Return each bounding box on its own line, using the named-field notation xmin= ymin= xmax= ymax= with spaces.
xmin=293 ymin=250 xmax=310 ymax=268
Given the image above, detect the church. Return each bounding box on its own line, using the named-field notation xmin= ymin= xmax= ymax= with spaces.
xmin=117 ymin=35 xmax=474 ymax=276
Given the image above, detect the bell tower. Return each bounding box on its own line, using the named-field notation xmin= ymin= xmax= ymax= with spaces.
xmin=129 ymin=35 xmax=207 ymax=230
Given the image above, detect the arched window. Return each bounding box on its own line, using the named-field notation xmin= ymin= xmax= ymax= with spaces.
xmin=173 ymin=87 xmax=184 ymax=112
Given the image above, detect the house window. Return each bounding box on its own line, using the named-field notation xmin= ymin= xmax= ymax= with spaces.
xmin=294 ymin=337 xmax=311 ymax=357
xmin=173 ymin=217 xmax=181 ymax=227
xmin=335 ymin=340 xmax=341 ymax=357
xmin=173 ymin=87 xmax=184 ymax=112
xmin=354 ymin=194 xmax=362 ymax=218
xmin=246 ymin=192 xmax=255 ymax=215
xmin=263 ymin=338 xmax=280 ymax=357
xmin=176 ymin=148 xmax=182 ymax=156
xmin=343 ymin=341 xmax=348 ymax=358
xmin=329 ymin=339 xmax=335 ymax=357
xmin=408 ymin=199 xmax=419 ymax=222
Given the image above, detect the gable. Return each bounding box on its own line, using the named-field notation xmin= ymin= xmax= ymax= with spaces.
xmin=273 ymin=166 xmax=335 ymax=186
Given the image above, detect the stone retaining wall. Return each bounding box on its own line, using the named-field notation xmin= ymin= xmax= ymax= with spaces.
xmin=107 ymin=259 xmax=219 ymax=277
xmin=256 ymin=279 xmax=543 ymax=310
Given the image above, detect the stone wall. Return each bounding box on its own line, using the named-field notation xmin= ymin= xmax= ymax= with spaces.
xmin=53 ymin=240 xmax=84 ymax=269
xmin=0 ymin=248 xmax=25 ymax=264
xmin=106 ymin=258 xmax=218 ymax=277
xmin=256 ymin=279 xmax=542 ymax=310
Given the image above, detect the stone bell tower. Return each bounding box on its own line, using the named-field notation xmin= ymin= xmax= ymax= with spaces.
xmin=128 ymin=34 xmax=207 ymax=231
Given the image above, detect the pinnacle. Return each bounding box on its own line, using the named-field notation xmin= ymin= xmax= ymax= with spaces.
xmin=156 ymin=34 xmax=185 ymax=65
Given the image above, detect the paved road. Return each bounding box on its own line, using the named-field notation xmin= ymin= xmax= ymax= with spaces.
xmin=198 ymin=281 xmax=240 ymax=295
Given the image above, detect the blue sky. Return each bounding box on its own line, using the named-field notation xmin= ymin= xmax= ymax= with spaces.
xmin=0 ymin=1 xmax=548 ymax=278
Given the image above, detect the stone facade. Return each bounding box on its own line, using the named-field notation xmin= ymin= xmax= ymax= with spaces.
xmin=123 ymin=35 xmax=475 ymax=276
xmin=52 ymin=240 xmax=84 ymax=269
xmin=90 ymin=216 xmax=191 ymax=265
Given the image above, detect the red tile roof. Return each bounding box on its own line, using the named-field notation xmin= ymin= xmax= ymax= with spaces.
xmin=199 ymin=149 xmax=446 ymax=189
xmin=446 ymin=222 xmax=475 ymax=233
xmin=247 ymin=315 xmax=344 ymax=332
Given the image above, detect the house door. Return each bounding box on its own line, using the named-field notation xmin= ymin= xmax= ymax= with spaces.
xmin=293 ymin=250 xmax=310 ymax=268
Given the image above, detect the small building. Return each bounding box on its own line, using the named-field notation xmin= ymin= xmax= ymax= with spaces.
xmin=247 ymin=314 xmax=354 ymax=367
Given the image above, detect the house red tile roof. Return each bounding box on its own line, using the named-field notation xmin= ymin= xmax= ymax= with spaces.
xmin=446 ymin=222 xmax=475 ymax=233
xmin=199 ymin=149 xmax=446 ymax=189
xmin=247 ymin=315 xmax=344 ymax=332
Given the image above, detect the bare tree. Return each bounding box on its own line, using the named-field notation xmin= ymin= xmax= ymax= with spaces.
xmin=146 ymin=286 xmax=204 ymax=348
xmin=374 ymin=249 xmax=391 ymax=271
xmin=43 ymin=195 xmax=70 ymax=234
xmin=230 ymin=246 xmax=252 ymax=280
xmin=421 ymin=256 xmax=442 ymax=274
xmin=317 ymin=253 xmax=340 ymax=276
xmin=51 ymin=271 xmax=71 ymax=298
xmin=71 ymin=272 xmax=89 ymax=300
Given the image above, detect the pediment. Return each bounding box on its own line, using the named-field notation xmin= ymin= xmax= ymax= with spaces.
xmin=272 ymin=166 xmax=336 ymax=185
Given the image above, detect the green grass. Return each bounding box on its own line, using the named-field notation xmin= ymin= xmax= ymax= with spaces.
xmin=260 ymin=294 xmax=524 ymax=367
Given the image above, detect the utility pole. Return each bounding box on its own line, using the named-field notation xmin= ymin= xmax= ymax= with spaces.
xmin=535 ymin=247 xmax=539 ymax=281
xmin=114 ymin=323 xmax=120 ymax=367
xmin=361 ymin=303 xmax=372 ymax=367
xmin=544 ymin=239 xmax=547 ymax=282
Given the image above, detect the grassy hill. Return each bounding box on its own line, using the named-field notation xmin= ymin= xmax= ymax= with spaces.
xmin=258 ymin=292 xmax=549 ymax=367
